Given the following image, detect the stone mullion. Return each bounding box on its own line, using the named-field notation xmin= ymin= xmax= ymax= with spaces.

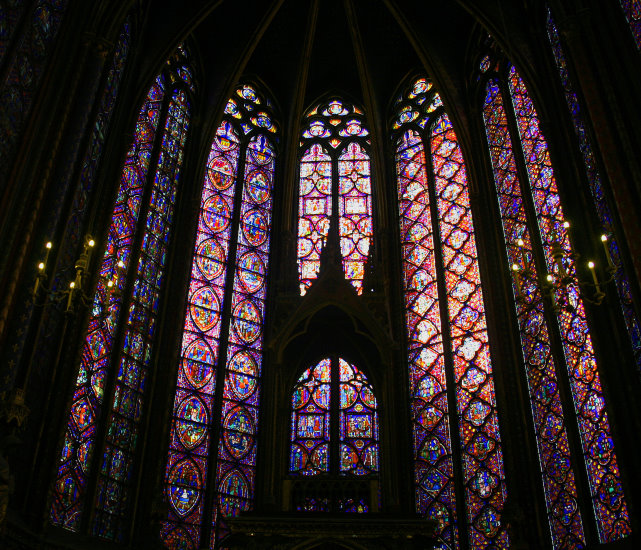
xmin=422 ymin=122 xmax=471 ymax=550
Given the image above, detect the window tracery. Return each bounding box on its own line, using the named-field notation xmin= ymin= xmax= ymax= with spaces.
xmin=297 ymin=99 xmax=372 ymax=295
xmin=546 ymin=6 xmax=641 ymax=373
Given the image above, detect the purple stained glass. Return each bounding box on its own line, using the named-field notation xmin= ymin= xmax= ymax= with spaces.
xmin=211 ymin=133 xmax=275 ymax=546
xmin=546 ymin=9 xmax=641 ymax=374
xmin=289 ymin=357 xmax=379 ymax=477
xmin=160 ymin=119 xmax=240 ymax=550
xmin=338 ymin=142 xmax=372 ymax=294
xmin=298 ymin=144 xmax=332 ymax=294
xmin=92 ymin=87 xmax=191 ymax=541
xmin=396 ymin=128 xmax=457 ymax=547
xmin=620 ymin=0 xmax=641 ymax=49
xmin=161 ymin=85 xmax=277 ymax=550
xmin=432 ymin=113 xmax=508 ymax=549
xmin=50 ymin=75 xmax=166 ymax=532
xmin=297 ymin=99 xmax=373 ymax=295
xmin=290 ymin=358 xmax=332 ymax=475
xmin=338 ymin=358 xmax=379 ymax=475
xmin=483 ymin=78 xmax=586 ymax=549
xmin=508 ymin=66 xmax=630 ymax=543
xmin=395 ymin=77 xmax=510 ymax=549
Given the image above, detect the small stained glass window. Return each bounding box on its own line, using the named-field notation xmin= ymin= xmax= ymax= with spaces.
xmin=289 ymin=357 xmax=379 ymax=478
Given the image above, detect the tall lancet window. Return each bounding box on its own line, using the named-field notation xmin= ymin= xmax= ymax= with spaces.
xmin=480 ymin=53 xmax=631 ymax=547
xmin=297 ymin=99 xmax=373 ymax=295
xmin=161 ymin=84 xmax=277 ymax=550
xmin=51 ymin=45 xmax=194 ymax=541
xmin=393 ymin=77 xmax=508 ymax=550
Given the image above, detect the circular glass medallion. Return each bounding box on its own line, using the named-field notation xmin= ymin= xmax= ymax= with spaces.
xmin=196 ymin=239 xmax=225 ymax=281
xmin=232 ymin=300 xmax=262 ymax=343
xmin=182 ymin=338 xmax=214 ymax=389
xmin=220 ymin=470 xmax=249 ymax=499
xmin=237 ymin=251 xmax=265 ymax=293
xmin=249 ymin=135 xmax=271 ymax=165
xmin=177 ymin=395 xmax=208 ymax=424
xmin=176 ymin=419 xmax=207 ymax=450
xmin=246 ymin=170 xmax=270 ymax=204
xmin=203 ymin=195 xmax=230 ymax=233
xmin=168 ymin=459 xmax=201 ymax=517
xmin=189 ymin=286 xmax=220 ymax=332
xmin=223 ymin=407 xmax=254 ymax=458
xmin=228 ymin=351 xmax=258 ymax=400
xmin=241 ymin=209 xmax=268 ymax=246
xmin=208 ymin=157 xmax=235 ymax=190
xmin=214 ymin=121 xmax=237 ymax=151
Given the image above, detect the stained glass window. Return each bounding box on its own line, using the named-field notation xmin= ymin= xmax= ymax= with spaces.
xmin=0 ymin=0 xmax=69 ymax=190
xmin=394 ymin=77 xmax=508 ymax=550
xmin=51 ymin=45 xmax=193 ymax=542
xmin=161 ymin=83 xmax=277 ymax=550
xmin=480 ymin=54 xmax=631 ymax=547
xmin=620 ymin=0 xmax=641 ymax=49
xmin=289 ymin=357 xmax=379 ymax=477
xmin=298 ymin=99 xmax=372 ymax=295
xmin=546 ymin=7 xmax=641 ymax=375
xmin=1 ymin=15 xmax=131 ymax=408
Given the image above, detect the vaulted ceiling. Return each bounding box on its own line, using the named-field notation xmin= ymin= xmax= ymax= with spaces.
xmin=113 ymin=0 xmax=543 ymax=132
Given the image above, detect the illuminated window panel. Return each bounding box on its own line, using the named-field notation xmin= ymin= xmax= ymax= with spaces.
xmin=290 ymin=358 xmax=332 ymax=476
xmin=160 ymin=84 xmax=278 ymax=550
xmin=338 ymin=358 xmax=379 ymax=476
xmin=338 ymin=142 xmax=372 ymax=294
xmin=508 ymin=66 xmax=631 ymax=543
xmin=289 ymin=357 xmax=379 ymax=478
xmin=546 ymin=9 xmax=641 ymax=373
xmin=93 ymin=87 xmax=191 ymax=541
xmin=483 ymin=79 xmax=585 ymax=549
xmin=620 ymin=0 xmax=641 ymax=49
xmin=432 ymin=113 xmax=507 ymax=549
xmin=394 ymin=77 xmax=509 ymax=550
xmin=50 ymin=75 xmax=166 ymax=532
xmin=161 ymin=121 xmax=240 ymax=550
xmin=298 ymin=99 xmax=372 ymax=295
